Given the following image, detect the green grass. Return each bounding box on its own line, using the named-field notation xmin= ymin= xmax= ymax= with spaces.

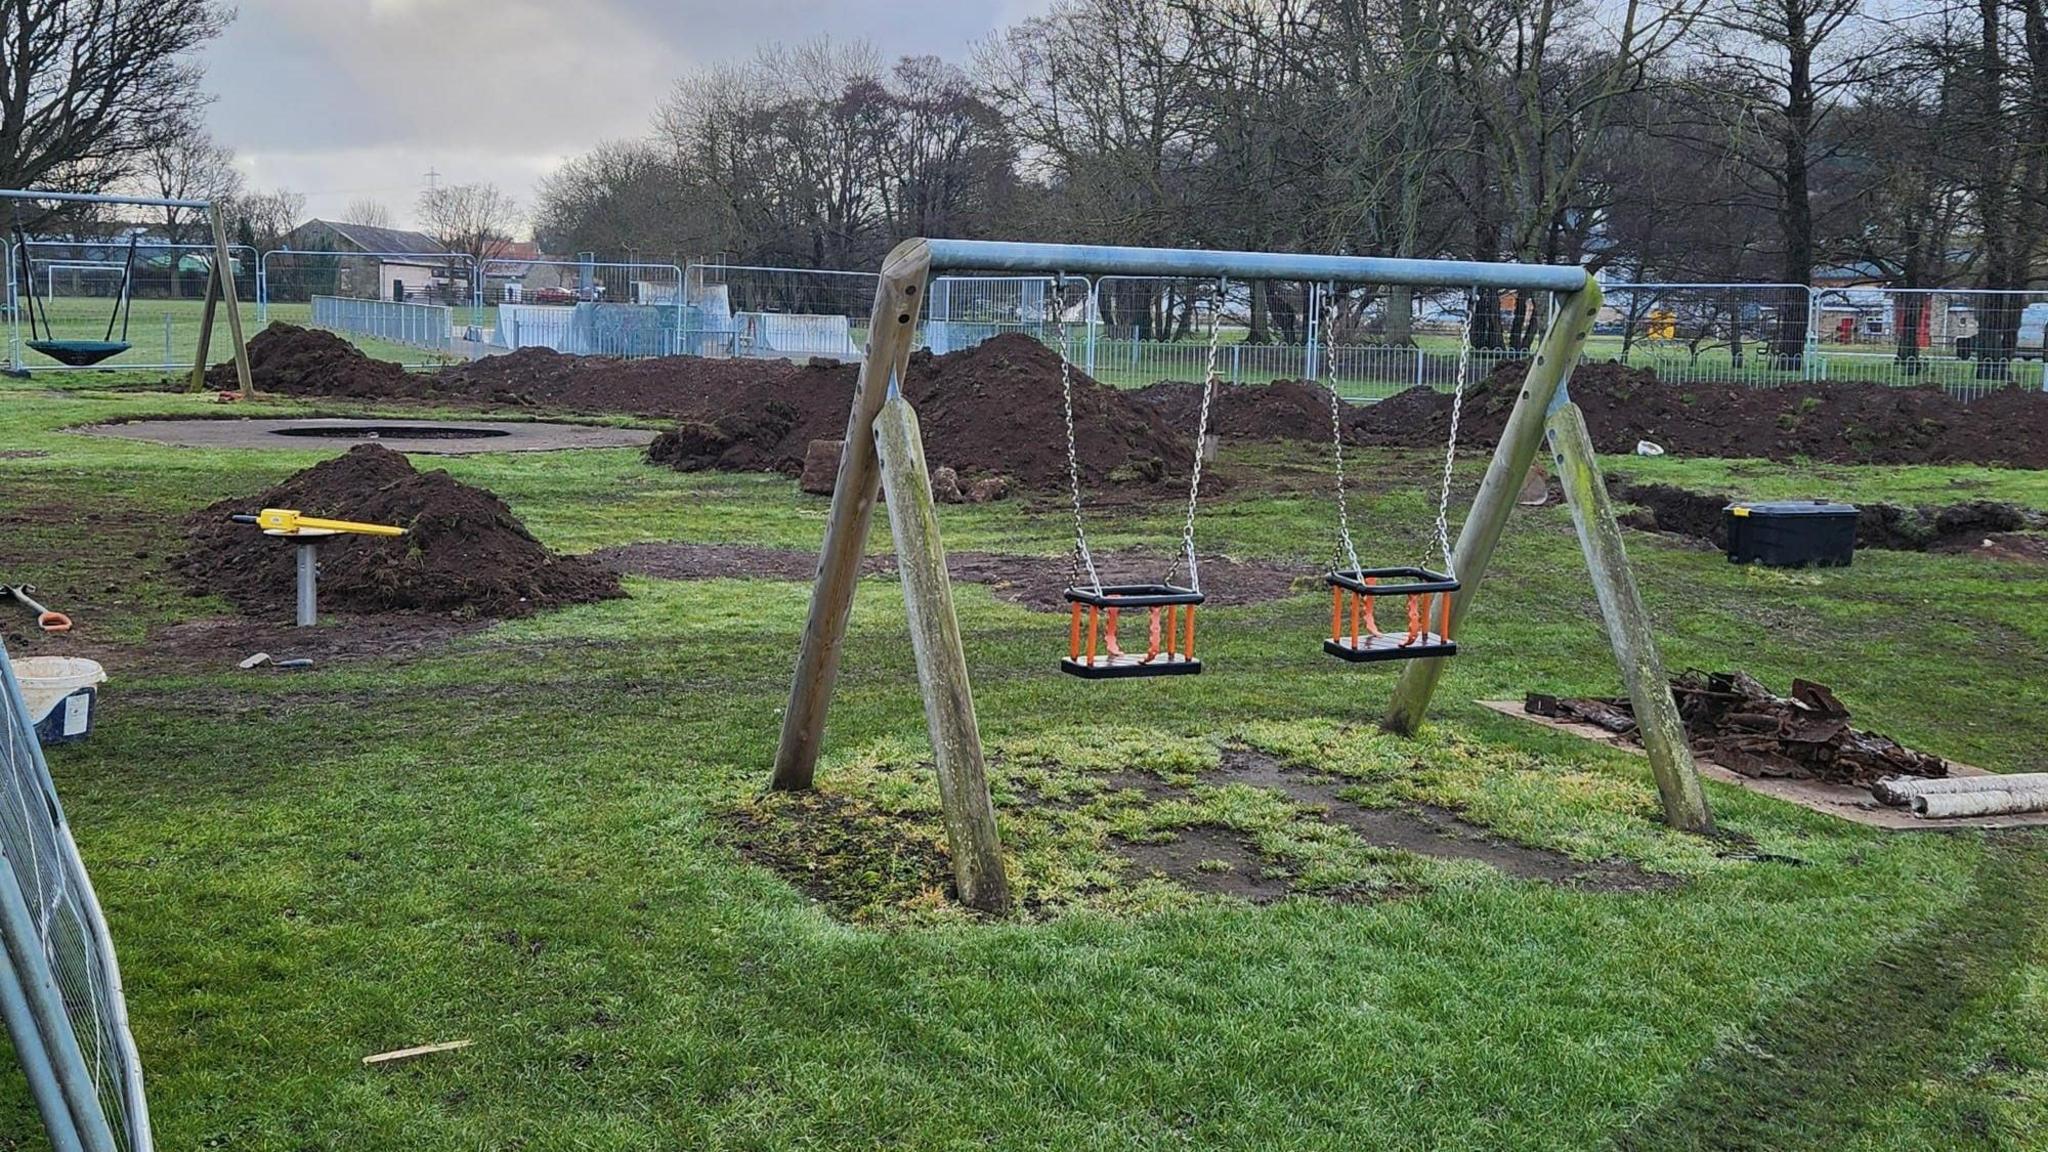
xmin=1 ymin=377 xmax=2045 ymax=1149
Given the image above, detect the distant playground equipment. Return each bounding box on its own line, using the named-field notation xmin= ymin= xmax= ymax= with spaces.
xmin=772 ymin=239 xmax=1718 ymax=915
xmin=228 ymin=508 xmax=406 ymax=626
xmin=2 ymin=188 xmax=252 ymax=394
xmin=1055 ymin=277 xmax=1215 ymax=679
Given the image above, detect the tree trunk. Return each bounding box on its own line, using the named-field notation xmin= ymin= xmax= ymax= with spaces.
xmin=1775 ymin=14 xmax=1816 ymax=365
xmin=1386 ymin=284 xmax=1415 ymax=347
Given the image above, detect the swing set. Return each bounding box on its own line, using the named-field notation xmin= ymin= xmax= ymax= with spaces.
xmin=3 ymin=188 xmax=252 ymax=394
xmin=774 ymin=239 xmax=1714 ymax=913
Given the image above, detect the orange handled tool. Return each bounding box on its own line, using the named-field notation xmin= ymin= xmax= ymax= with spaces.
xmin=4 ymin=585 xmax=70 ymax=633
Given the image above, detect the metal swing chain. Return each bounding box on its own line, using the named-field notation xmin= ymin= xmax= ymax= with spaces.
xmin=1168 ymin=278 xmax=1226 ymax=594
xmin=1054 ymin=276 xmax=1102 ymax=593
xmin=1323 ymin=284 xmax=1362 ymax=576
xmin=1434 ymin=290 xmax=1476 ymax=577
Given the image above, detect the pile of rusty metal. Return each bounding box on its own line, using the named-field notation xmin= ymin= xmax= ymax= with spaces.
xmin=1525 ymin=670 xmax=1947 ymax=787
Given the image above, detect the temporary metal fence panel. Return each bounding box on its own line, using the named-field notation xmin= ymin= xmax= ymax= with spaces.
xmin=310 ymin=295 xmax=455 ymax=358
xmin=925 ymin=276 xmax=1059 ymax=353
xmin=1810 ymin=286 xmax=2048 ymax=397
xmin=9 ymin=241 xmax=257 ymax=374
xmin=687 ymin=263 xmax=879 ymax=360
xmin=0 ymin=640 xmax=150 ymax=1151
xmin=481 ymin=260 xmax=685 ymax=358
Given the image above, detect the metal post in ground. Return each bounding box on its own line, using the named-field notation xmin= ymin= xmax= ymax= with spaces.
xmin=295 ymin=542 xmax=318 ymax=627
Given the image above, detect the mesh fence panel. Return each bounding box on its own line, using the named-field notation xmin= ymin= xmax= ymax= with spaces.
xmin=0 ymin=642 xmax=148 ymax=1152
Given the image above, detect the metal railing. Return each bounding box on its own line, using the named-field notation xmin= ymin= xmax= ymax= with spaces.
xmin=311 ymin=295 xmax=455 ymax=355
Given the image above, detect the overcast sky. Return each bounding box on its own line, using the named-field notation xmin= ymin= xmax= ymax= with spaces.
xmin=199 ymin=0 xmax=1047 ymax=233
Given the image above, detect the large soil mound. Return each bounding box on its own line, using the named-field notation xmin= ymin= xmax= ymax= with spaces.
xmin=1355 ymin=358 xmax=2048 ymax=468
xmin=207 ymin=322 xmax=420 ymax=398
xmin=648 ymin=334 xmax=1190 ymax=487
xmin=1133 ymin=378 xmax=1344 ymax=441
xmin=178 ymin=444 xmax=622 ymax=617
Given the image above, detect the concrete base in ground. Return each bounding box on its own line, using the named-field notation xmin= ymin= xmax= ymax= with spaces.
xmin=83 ymin=417 xmax=659 ymax=455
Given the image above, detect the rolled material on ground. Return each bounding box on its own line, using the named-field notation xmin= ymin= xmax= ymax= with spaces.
xmin=1873 ymin=772 xmax=2048 ymax=807
xmin=1913 ymin=786 xmax=2048 ymax=819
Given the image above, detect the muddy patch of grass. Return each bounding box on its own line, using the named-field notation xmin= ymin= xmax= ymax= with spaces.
xmin=723 ymin=724 xmax=1702 ymax=924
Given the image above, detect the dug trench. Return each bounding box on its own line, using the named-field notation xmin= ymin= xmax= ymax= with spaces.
xmin=726 ymin=746 xmax=1673 ymax=922
xmin=1609 ymin=476 xmax=2048 ymax=558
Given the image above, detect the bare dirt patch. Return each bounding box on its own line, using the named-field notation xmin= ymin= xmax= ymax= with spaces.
xmin=589 ymin=542 xmax=1308 ymax=611
xmin=1197 ymin=748 xmax=1667 ymax=891
xmin=82 ymin=416 xmax=656 ymax=455
xmin=1116 ymin=825 xmax=1294 ymax=903
xmin=1133 ymin=378 xmax=1344 ymax=442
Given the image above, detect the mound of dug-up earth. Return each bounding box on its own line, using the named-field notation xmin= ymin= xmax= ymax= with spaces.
xmin=1355 ymin=358 xmax=2048 ymax=469
xmin=648 ymin=333 xmax=1192 ymax=489
xmin=178 ymin=444 xmax=622 ymax=617
xmin=206 ymin=322 xmax=421 ymax=398
xmin=1133 ymin=378 xmax=1346 ymax=442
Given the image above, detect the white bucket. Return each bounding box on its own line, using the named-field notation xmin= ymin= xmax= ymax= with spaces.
xmin=15 ymin=656 xmax=106 ymax=744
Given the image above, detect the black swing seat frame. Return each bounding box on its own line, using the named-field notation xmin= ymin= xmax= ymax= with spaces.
xmin=25 ymin=339 xmax=130 ymax=367
xmin=1061 ymin=583 xmax=1205 ymax=680
xmin=1324 ymin=566 xmax=1460 ymax=663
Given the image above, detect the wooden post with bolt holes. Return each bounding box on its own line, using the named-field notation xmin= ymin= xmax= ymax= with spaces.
xmin=872 ymin=395 xmax=1012 ymax=912
xmin=1544 ymin=401 xmax=1714 ymax=833
xmin=1383 ymin=278 xmax=1604 ymax=735
xmin=773 ymin=238 xmax=932 ymax=791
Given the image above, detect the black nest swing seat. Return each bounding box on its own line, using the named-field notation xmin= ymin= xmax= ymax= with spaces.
xmin=1061 ymin=583 xmax=1205 ymax=679
xmin=25 ymin=339 xmax=129 ymax=367
xmin=1325 ymin=566 xmax=1459 ymax=663
xmin=12 ymin=228 xmax=137 ymax=367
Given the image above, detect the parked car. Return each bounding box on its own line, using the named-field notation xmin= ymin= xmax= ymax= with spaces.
xmin=1954 ymin=301 xmax=2048 ymax=360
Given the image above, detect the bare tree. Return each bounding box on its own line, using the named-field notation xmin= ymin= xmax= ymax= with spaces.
xmin=234 ymin=188 xmax=306 ymax=251
xmin=417 ymin=181 xmax=521 ymax=264
xmin=342 ymin=198 xmax=394 ymax=229
xmin=0 ymin=0 xmax=230 ymax=231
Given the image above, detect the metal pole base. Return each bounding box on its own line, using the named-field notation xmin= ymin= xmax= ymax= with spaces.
xmin=295 ymin=541 xmax=318 ymax=627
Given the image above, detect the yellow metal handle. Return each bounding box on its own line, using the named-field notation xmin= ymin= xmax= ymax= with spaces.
xmin=253 ymin=507 xmax=407 ymax=537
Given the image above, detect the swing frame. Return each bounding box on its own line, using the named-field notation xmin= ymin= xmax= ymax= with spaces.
xmin=774 ymin=238 xmax=1716 ymax=913
xmin=3 ymin=189 xmax=253 ymax=394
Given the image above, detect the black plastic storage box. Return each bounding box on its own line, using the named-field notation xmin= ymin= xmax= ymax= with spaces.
xmin=1723 ymin=500 xmax=1858 ymax=568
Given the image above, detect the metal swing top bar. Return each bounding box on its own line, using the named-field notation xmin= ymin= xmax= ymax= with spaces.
xmin=919 ymin=239 xmax=1593 ymax=293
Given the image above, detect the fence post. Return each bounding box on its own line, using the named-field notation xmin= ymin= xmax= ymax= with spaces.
xmin=162 ymin=314 xmax=172 ymax=371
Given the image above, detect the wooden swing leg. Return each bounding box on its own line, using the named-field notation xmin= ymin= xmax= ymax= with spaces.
xmin=1546 ymin=401 xmax=1713 ymax=834
xmin=1384 ymin=280 xmax=1601 ymax=734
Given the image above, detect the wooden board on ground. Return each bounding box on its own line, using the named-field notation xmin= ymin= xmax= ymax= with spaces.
xmin=1477 ymin=699 xmax=2048 ymax=830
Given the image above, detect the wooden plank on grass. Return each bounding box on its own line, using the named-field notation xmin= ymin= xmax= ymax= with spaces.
xmin=362 ymin=1039 xmax=471 ymax=1067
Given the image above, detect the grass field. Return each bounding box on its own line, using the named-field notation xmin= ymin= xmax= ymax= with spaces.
xmin=1 ymin=379 xmax=2045 ymax=1149
xmin=9 ymin=297 xmax=460 ymax=374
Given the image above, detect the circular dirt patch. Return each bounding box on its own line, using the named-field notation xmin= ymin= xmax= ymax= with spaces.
xmin=83 ymin=417 xmax=655 ymax=455
xmin=589 ymin=542 xmax=1312 ymax=611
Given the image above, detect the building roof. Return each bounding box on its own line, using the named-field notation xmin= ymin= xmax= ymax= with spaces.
xmin=290 ymin=219 xmax=447 ymax=256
